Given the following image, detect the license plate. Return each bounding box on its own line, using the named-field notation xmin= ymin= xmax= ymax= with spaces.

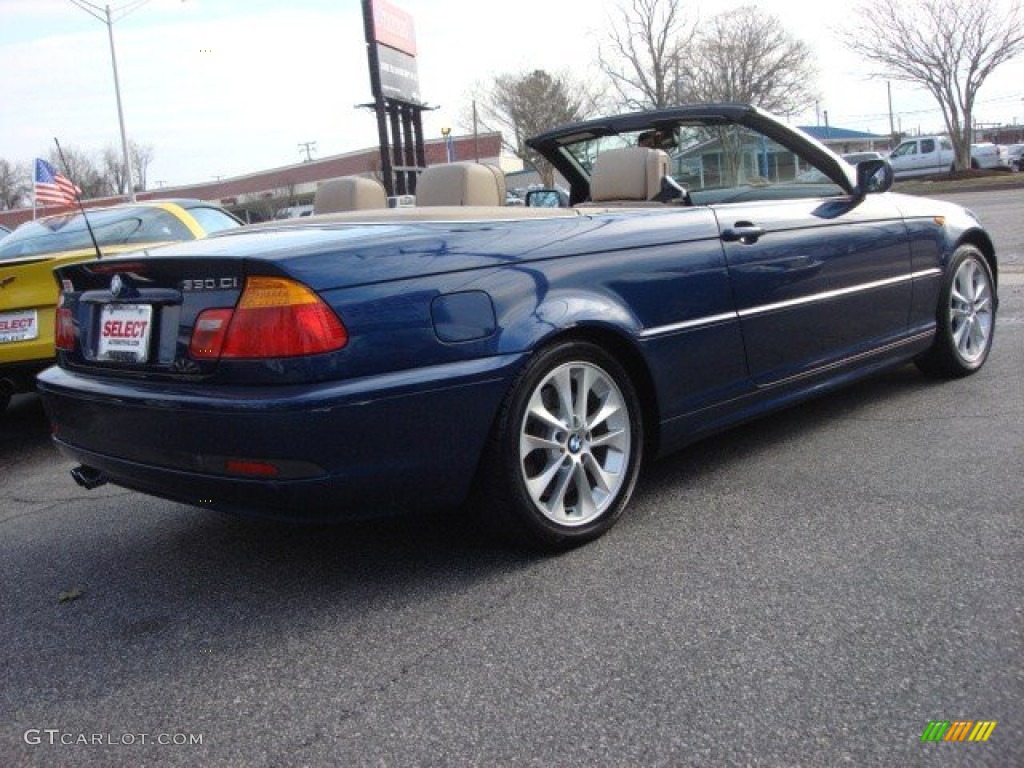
xmin=97 ymin=304 xmax=153 ymax=363
xmin=0 ymin=309 xmax=38 ymax=343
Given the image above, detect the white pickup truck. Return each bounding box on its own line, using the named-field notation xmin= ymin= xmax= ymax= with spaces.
xmin=887 ymin=136 xmax=1011 ymax=178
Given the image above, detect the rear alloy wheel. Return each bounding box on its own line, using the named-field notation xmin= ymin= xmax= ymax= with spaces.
xmin=916 ymin=245 xmax=996 ymax=378
xmin=481 ymin=341 xmax=643 ymax=549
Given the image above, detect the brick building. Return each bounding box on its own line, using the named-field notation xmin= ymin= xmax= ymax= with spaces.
xmin=0 ymin=132 xmax=505 ymax=229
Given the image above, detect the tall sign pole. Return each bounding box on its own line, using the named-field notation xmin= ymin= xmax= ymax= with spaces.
xmin=361 ymin=0 xmax=394 ymax=195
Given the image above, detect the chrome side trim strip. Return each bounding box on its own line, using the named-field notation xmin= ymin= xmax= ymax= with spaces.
xmin=738 ymin=272 xmax=920 ymax=319
xmin=639 ymin=268 xmax=943 ymax=339
xmin=637 ymin=311 xmax=738 ymax=338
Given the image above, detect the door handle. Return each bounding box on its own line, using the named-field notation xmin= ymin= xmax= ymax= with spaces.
xmin=721 ymin=223 xmax=766 ymax=244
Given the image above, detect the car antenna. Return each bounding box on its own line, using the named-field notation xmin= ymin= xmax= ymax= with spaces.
xmin=54 ymin=137 xmax=103 ymax=260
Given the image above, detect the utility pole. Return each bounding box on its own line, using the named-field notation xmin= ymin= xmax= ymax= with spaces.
xmin=297 ymin=141 xmax=317 ymax=163
xmin=472 ymin=100 xmax=480 ymax=163
xmin=887 ymin=81 xmax=896 ymax=141
xmin=69 ymin=0 xmax=160 ymax=203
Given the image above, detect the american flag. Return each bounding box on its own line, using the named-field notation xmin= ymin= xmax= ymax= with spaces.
xmin=34 ymin=158 xmax=81 ymax=207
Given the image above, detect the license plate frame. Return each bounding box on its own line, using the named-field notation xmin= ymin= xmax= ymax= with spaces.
xmin=97 ymin=303 xmax=154 ymax=363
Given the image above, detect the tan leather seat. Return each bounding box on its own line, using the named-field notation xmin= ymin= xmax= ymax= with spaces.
xmin=416 ymin=162 xmax=507 ymax=206
xmin=313 ymin=176 xmax=387 ymax=213
xmin=588 ymin=147 xmax=670 ymax=203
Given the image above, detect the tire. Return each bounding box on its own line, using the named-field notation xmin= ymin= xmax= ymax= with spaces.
xmin=477 ymin=340 xmax=643 ymax=550
xmin=915 ymin=245 xmax=996 ymax=378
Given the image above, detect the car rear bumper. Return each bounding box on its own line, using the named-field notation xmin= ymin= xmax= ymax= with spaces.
xmin=37 ymin=355 xmax=524 ymax=520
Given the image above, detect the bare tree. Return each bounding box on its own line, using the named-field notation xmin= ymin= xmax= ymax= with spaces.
xmin=598 ymin=0 xmax=694 ymax=109
xmin=102 ymin=140 xmax=155 ymax=195
xmin=101 ymin=146 xmax=128 ymax=197
xmin=130 ymin=141 xmax=154 ymax=192
xmin=0 ymin=159 xmax=30 ymax=210
xmin=848 ymin=0 xmax=1024 ymax=170
xmin=473 ymin=69 xmax=603 ymax=186
xmin=681 ymin=6 xmax=818 ymax=116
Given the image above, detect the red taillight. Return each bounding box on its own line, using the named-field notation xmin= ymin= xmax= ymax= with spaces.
xmin=188 ymin=277 xmax=347 ymax=360
xmin=224 ymin=459 xmax=280 ymax=477
xmin=55 ymin=307 xmax=75 ymax=351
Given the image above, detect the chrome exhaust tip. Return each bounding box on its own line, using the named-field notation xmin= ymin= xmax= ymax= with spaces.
xmin=70 ymin=465 xmax=107 ymax=490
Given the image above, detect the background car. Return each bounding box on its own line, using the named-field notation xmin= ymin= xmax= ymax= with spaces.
xmin=38 ymin=105 xmax=997 ymax=550
xmin=1007 ymin=143 xmax=1024 ymax=171
xmin=0 ymin=199 xmax=240 ymax=412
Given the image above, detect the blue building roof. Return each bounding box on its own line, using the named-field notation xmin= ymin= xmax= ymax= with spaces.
xmin=797 ymin=126 xmax=889 ymax=141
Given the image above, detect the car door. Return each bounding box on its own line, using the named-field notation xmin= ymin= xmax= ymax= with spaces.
xmin=689 ymin=124 xmax=913 ymax=386
xmin=889 ymin=140 xmax=920 ymax=176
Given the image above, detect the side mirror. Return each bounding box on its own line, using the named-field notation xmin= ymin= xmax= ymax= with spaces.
xmin=855 ymin=158 xmax=894 ymax=197
xmin=525 ymin=189 xmax=569 ymax=208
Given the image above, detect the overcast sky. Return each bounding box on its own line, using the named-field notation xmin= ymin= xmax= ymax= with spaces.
xmin=2 ymin=0 xmax=1022 ymax=188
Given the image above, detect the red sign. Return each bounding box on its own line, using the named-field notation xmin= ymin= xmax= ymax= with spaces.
xmin=372 ymin=0 xmax=416 ymax=57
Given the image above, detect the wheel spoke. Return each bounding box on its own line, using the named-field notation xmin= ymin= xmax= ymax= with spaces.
xmin=521 ymin=431 xmax=561 ymax=455
xmin=589 ymin=426 xmax=628 ymax=450
xmin=525 ymin=455 xmax=565 ymax=500
xmin=583 ymin=451 xmax=618 ymax=494
xmin=573 ymin=365 xmax=594 ymax=426
xmin=573 ymin=464 xmax=598 ymax=520
xmin=953 ymin=316 xmax=971 ymax=351
xmin=968 ymin=315 xmax=987 ymax=352
xmin=552 ymin=367 xmax=574 ymax=423
xmin=588 ymin=396 xmax=623 ymax=433
xmin=526 ymin=391 xmax=566 ymax=434
xmin=545 ymin=464 xmax=574 ymax=518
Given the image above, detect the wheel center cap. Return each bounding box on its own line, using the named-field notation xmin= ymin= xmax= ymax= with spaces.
xmin=568 ymin=434 xmax=583 ymax=454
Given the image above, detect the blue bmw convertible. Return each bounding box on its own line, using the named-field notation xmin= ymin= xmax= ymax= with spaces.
xmin=38 ymin=105 xmax=998 ymax=549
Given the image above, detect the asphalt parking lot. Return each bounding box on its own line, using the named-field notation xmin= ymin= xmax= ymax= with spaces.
xmin=2 ymin=190 xmax=1022 ymax=767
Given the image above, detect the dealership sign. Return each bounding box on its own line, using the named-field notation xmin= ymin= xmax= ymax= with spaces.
xmin=372 ymin=0 xmax=416 ymax=56
xmin=370 ymin=0 xmax=420 ymax=104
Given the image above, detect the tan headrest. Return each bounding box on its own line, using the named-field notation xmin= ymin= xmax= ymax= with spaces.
xmin=314 ymin=176 xmax=387 ymax=213
xmin=589 ymin=147 xmax=669 ymax=202
xmin=417 ymin=162 xmax=506 ymax=206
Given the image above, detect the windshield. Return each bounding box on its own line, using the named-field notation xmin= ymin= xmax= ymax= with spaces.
xmin=0 ymin=206 xmax=195 ymax=261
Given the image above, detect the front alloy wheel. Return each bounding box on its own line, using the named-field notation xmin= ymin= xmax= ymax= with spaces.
xmin=948 ymin=255 xmax=994 ymax=366
xmin=916 ymin=244 xmax=996 ymax=378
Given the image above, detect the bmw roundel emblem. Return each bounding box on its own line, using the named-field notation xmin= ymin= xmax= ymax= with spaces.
xmin=110 ymin=274 xmax=124 ymax=297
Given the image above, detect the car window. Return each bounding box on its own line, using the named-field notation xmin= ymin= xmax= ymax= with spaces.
xmin=921 ymin=139 xmax=935 ymax=154
xmin=891 ymin=142 xmax=916 ymax=157
xmin=186 ymin=206 xmax=242 ymax=234
xmin=941 ymin=139 xmax=953 ymax=151
xmin=0 ymin=206 xmax=194 ymax=261
xmin=562 ymin=122 xmax=846 ymax=205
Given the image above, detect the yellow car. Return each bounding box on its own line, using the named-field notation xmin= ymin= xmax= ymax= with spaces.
xmin=0 ymin=200 xmax=240 ymax=412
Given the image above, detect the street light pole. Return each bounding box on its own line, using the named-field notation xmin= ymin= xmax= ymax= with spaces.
xmin=104 ymin=4 xmax=135 ymax=201
xmin=69 ymin=0 xmax=156 ymax=202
